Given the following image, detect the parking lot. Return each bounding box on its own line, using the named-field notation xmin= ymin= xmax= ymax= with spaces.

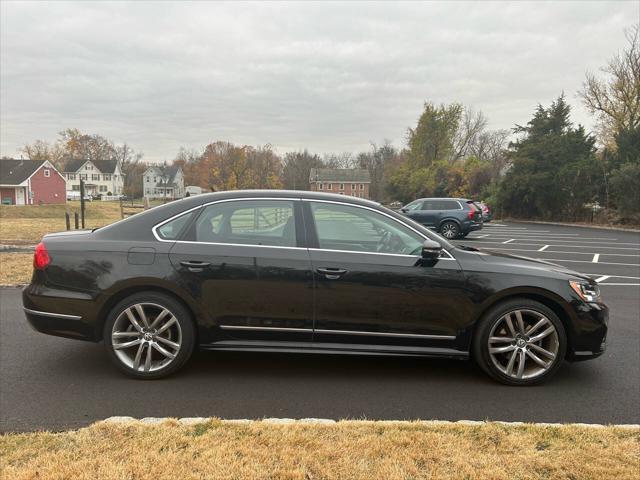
xmin=454 ymin=221 xmax=640 ymax=286
xmin=1 ymin=221 xmax=638 ymax=432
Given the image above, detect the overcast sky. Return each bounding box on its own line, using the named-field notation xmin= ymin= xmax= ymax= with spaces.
xmin=1 ymin=1 xmax=638 ymax=162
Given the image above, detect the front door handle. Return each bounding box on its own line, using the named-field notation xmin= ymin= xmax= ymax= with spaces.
xmin=316 ymin=267 xmax=348 ymax=280
xmin=180 ymin=260 xmax=211 ymax=272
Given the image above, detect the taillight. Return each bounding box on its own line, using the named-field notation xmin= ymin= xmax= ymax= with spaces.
xmin=467 ymin=203 xmax=475 ymax=220
xmin=33 ymin=242 xmax=50 ymax=270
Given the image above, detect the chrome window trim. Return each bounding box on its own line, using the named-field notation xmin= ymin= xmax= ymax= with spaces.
xmin=220 ymin=325 xmax=311 ymax=333
xmin=23 ymin=308 xmax=82 ymax=320
xmin=151 ymin=196 xmax=456 ymax=260
xmin=152 ymin=197 xmax=302 ymax=243
xmin=220 ymin=324 xmax=455 ymax=340
xmin=307 ymin=199 xmax=456 ymax=260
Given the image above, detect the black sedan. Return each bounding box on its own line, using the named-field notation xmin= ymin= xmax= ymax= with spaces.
xmin=22 ymin=190 xmax=608 ymax=385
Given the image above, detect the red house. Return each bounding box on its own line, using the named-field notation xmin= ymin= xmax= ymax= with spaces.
xmin=0 ymin=159 xmax=66 ymax=205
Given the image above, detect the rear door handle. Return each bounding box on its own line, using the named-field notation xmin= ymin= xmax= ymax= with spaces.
xmin=316 ymin=267 xmax=347 ymax=280
xmin=180 ymin=260 xmax=211 ymax=272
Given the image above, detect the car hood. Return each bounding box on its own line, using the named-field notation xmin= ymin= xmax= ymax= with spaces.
xmin=463 ymin=247 xmax=595 ymax=282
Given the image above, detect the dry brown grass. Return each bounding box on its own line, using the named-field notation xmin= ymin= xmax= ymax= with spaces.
xmin=0 ymin=201 xmax=122 ymax=243
xmin=0 ymin=420 xmax=638 ymax=480
xmin=0 ymin=253 xmax=32 ymax=285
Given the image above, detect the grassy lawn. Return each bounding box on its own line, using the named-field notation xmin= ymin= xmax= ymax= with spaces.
xmin=0 ymin=253 xmax=32 ymax=285
xmin=0 ymin=201 xmax=123 ymax=243
xmin=0 ymin=420 xmax=638 ymax=480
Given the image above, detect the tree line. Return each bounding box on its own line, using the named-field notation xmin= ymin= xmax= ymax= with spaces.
xmin=15 ymin=25 xmax=639 ymax=223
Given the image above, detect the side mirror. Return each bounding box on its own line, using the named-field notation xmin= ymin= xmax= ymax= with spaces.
xmin=421 ymin=239 xmax=442 ymax=260
xmin=400 ymin=208 xmax=408 ymax=213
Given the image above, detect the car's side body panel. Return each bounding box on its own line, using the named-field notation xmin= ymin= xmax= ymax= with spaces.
xmin=22 ymin=190 xmax=608 ymax=363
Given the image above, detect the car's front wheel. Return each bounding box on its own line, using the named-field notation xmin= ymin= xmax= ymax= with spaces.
xmin=439 ymin=221 xmax=460 ymax=239
xmin=473 ymin=299 xmax=566 ymax=385
xmin=103 ymin=292 xmax=195 ymax=379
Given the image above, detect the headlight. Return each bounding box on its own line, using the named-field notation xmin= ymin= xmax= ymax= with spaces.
xmin=569 ymin=280 xmax=601 ymax=302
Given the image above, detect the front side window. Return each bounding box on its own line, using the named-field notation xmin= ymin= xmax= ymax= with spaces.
xmin=404 ymin=200 xmax=423 ymax=211
xmin=193 ymin=200 xmax=297 ymax=247
xmin=310 ymin=202 xmax=423 ymax=255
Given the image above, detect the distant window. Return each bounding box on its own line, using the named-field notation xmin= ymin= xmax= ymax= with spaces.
xmin=359 ymin=184 xmax=364 ymax=190
xmin=358 ymin=193 xmax=363 ymax=198
xmin=92 ymin=174 xmax=100 ymax=181
xmin=43 ymin=169 xmax=50 ymax=177
xmin=339 ymin=183 xmax=344 ymax=190
xmin=351 ymin=184 xmax=356 ymax=190
xmin=318 ymin=183 xmax=323 ymax=190
xmin=103 ymin=174 xmax=111 ymax=181
xmin=99 ymin=185 xmax=107 ymax=192
xmin=72 ymin=185 xmax=80 ymax=191
xmin=327 ymin=183 xmax=332 ymax=190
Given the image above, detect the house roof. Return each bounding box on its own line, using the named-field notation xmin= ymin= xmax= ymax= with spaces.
xmin=0 ymin=159 xmax=46 ymax=185
xmin=64 ymin=159 xmax=119 ymax=174
xmin=144 ymin=165 xmax=181 ymax=182
xmin=309 ymin=168 xmax=371 ymax=183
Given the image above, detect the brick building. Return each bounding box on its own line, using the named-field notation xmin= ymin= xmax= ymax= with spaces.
xmin=309 ymin=168 xmax=371 ymax=199
xmin=0 ymin=159 xmax=66 ymax=205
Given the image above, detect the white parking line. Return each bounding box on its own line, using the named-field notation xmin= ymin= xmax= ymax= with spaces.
xmin=465 ymin=240 xmax=640 ymax=248
xmin=595 ymin=275 xmax=610 ymax=283
xmin=488 ymin=248 xmax=640 ymax=257
xmin=538 ymin=245 xmax=549 ymax=252
xmin=592 ymin=254 xmax=600 ymax=263
xmin=537 ymin=258 xmax=639 ymax=267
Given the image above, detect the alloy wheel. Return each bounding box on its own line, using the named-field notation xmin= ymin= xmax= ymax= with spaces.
xmin=441 ymin=223 xmax=459 ymax=239
xmin=487 ymin=309 xmax=559 ymax=380
xmin=111 ymin=302 xmax=182 ymax=373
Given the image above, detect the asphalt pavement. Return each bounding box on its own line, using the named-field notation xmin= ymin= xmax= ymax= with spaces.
xmin=1 ymin=221 xmax=638 ymax=432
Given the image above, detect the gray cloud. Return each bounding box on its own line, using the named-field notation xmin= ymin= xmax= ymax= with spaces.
xmin=1 ymin=1 xmax=637 ymax=161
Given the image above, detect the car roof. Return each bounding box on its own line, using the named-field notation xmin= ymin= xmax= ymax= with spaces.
xmin=411 ymin=197 xmax=472 ymax=202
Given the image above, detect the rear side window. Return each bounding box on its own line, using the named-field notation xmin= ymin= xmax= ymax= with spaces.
xmin=156 ymin=212 xmax=193 ymax=240
xmin=440 ymin=200 xmax=461 ymax=210
xmin=193 ymin=200 xmax=297 ymax=247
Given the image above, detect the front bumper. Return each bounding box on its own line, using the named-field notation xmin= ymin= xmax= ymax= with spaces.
xmin=566 ymin=300 xmax=608 ymax=361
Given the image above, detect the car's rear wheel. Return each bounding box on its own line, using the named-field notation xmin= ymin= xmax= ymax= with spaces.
xmin=103 ymin=292 xmax=195 ymax=379
xmin=439 ymin=221 xmax=460 ymax=239
xmin=473 ymin=299 xmax=566 ymax=385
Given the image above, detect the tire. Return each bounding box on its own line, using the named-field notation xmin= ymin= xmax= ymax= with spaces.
xmin=103 ymin=291 xmax=195 ymax=379
xmin=472 ymin=299 xmax=566 ymax=386
xmin=439 ymin=221 xmax=460 ymax=239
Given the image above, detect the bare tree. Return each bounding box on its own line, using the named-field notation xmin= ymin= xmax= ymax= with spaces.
xmin=580 ymin=24 xmax=640 ymax=145
xmin=452 ymin=109 xmax=488 ymax=161
xmin=282 ymin=150 xmax=324 ymax=190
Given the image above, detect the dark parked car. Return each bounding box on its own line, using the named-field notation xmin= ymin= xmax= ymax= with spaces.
xmin=23 ymin=190 xmax=607 ymax=385
xmin=400 ymin=198 xmax=483 ymax=239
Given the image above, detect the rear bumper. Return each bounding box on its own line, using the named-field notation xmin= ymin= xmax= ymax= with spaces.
xmin=22 ymin=284 xmax=99 ymax=341
xmin=462 ymin=222 xmax=483 ymax=234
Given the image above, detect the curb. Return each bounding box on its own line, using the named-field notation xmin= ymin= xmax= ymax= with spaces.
xmin=100 ymin=417 xmax=640 ymax=429
xmin=504 ymin=219 xmax=640 ymax=233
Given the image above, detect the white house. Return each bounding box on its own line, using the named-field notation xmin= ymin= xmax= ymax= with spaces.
xmin=142 ymin=165 xmax=184 ymax=200
xmin=63 ymin=159 xmax=125 ymax=197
